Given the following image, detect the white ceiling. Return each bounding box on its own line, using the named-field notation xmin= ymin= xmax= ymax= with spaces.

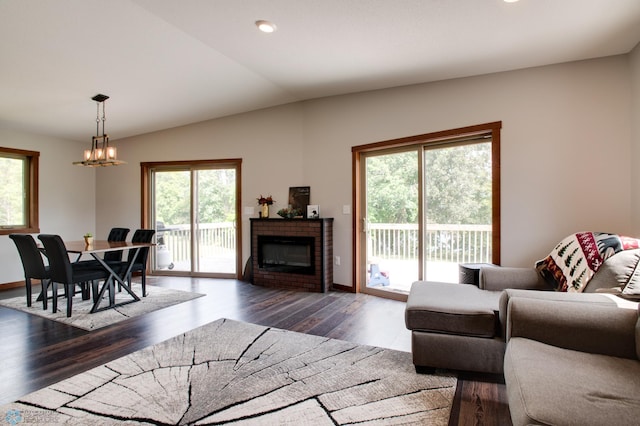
xmin=1 ymin=0 xmax=639 ymax=142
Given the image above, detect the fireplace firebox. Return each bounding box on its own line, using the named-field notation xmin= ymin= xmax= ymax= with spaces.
xmin=258 ymin=235 xmax=314 ymax=275
xmin=250 ymin=218 xmax=333 ymax=292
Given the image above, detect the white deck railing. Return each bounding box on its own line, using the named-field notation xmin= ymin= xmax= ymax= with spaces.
xmin=157 ymin=222 xmax=492 ymax=265
xmin=157 ymin=222 xmax=236 ymax=264
xmin=368 ymin=223 xmax=492 ymax=264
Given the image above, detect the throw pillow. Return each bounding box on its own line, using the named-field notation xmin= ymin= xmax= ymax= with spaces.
xmin=587 ymin=249 xmax=640 ymax=293
xmin=535 ymin=232 xmax=640 ymax=292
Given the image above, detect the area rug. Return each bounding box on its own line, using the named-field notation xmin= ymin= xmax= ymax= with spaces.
xmin=0 ymin=284 xmax=203 ymax=331
xmin=0 ymin=318 xmax=456 ymax=425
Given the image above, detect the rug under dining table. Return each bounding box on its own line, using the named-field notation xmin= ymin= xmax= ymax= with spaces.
xmin=0 ymin=318 xmax=457 ymax=425
xmin=0 ymin=283 xmax=203 ymax=331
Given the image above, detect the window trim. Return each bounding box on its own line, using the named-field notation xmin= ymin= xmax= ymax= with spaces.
xmin=0 ymin=147 xmax=39 ymax=235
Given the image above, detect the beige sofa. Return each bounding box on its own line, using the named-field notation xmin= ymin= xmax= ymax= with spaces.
xmin=503 ymin=296 xmax=640 ymax=425
xmin=405 ymin=249 xmax=640 ymax=374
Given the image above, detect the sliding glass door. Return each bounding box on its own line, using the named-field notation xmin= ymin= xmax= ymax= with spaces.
xmin=355 ymin=123 xmax=500 ymax=299
xmin=423 ymin=141 xmax=493 ymax=282
xmin=143 ymin=160 xmax=241 ymax=278
xmin=362 ymin=150 xmax=420 ymax=294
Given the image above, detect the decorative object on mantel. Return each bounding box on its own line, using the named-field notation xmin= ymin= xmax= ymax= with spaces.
xmin=277 ymin=207 xmax=302 ymax=219
xmin=73 ymin=94 xmax=126 ymax=167
xmin=307 ymin=205 xmax=320 ymax=219
xmin=289 ymin=186 xmax=310 ymax=218
xmin=257 ymin=194 xmax=274 ymax=218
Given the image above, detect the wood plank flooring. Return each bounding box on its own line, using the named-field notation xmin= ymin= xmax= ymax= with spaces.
xmin=0 ymin=277 xmax=512 ymax=425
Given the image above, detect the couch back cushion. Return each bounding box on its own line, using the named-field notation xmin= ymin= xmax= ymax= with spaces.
xmin=586 ymin=249 xmax=640 ymax=298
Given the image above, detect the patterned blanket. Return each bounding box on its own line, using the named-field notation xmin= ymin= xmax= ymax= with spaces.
xmin=536 ymin=232 xmax=640 ymax=292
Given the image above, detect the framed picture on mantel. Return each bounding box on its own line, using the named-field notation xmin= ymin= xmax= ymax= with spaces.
xmin=307 ymin=205 xmax=320 ymax=219
xmin=289 ymin=186 xmax=310 ymax=217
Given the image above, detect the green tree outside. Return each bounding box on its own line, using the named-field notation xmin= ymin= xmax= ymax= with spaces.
xmin=0 ymin=157 xmax=25 ymax=226
xmin=366 ymin=142 xmax=491 ymax=225
xmin=154 ymin=169 xmax=236 ymax=226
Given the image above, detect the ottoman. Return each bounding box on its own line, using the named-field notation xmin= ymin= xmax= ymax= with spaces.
xmin=405 ymin=281 xmax=505 ymax=374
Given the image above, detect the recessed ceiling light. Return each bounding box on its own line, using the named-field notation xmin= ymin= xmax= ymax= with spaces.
xmin=504 ymin=0 xmax=520 ymax=3
xmin=256 ymin=20 xmax=277 ymax=33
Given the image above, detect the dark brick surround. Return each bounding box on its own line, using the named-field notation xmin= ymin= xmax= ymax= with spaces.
xmin=251 ymin=218 xmax=333 ymax=292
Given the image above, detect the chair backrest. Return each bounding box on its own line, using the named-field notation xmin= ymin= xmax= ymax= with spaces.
xmin=37 ymin=234 xmax=73 ymax=284
xmin=127 ymin=229 xmax=156 ymax=265
xmin=104 ymin=227 xmax=130 ymax=262
xmin=9 ymin=234 xmax=49 ymax=280
xmin=107 ymin=227 xmax=130 ymax=241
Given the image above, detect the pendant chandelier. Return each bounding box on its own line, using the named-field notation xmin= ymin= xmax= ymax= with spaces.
xmin=73 ymin=94 xmax=125 ymax=167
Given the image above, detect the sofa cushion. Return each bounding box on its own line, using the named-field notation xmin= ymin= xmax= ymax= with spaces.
xmin=505 ymin=337 xmax=640 ymax=426
xmin=405 ymin=282 xmax=502 ymax=338
xmin=586 ymin=249 xmax=640 ymax=296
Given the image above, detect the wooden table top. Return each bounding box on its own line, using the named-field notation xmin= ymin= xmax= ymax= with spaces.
xmin=64 ymin=240 xmax=154 ymax=254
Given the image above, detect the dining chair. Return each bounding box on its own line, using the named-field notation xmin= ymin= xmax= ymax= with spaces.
xmin=116 ymin=229 xmax=155 ymax=297
xmin=37 ymin=234 xmax=109 ymax=317
xmin=9 ymin=234 xmax=52 ymax=309
xmin=103 ymin=227 xmax=130 ymax=262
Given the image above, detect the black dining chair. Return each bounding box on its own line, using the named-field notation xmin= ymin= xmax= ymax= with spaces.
xmin=103 ymin=227 xmax=130 ymax=262
xmin=115 ymin=229 xmax=155 ymax=297
xmin=9 ymin=234 xmax=52 ymax=309
xmin=37 ymin=234 xmax=109 ymax=317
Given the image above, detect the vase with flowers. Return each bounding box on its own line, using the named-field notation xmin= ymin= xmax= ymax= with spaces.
xmin=257 ymin=195 xmax=274 ymax=218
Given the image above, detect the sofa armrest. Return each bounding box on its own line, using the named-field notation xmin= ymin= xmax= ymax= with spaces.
xmin=498 ymin=288 xmax=623 ymax=331
xmin=479 ymin=267 xmax=548 ymax=291
xmin=506 ymin=297 xmax=638 ymax=359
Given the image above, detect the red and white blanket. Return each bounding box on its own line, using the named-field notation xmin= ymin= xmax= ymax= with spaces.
xmin=536 ymin=232 xmax=640 ymax=292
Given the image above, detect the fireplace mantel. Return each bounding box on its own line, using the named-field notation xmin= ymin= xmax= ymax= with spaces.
xmin=250 ymin=218 xmax=333 ymax=292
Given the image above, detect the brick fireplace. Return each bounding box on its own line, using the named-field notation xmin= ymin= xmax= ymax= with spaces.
xmin=250 ymin=218 xmax=333 ymax=292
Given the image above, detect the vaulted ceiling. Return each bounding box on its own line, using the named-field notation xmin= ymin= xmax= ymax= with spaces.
xmin=1 ymin=0 xmax=639 ymax=142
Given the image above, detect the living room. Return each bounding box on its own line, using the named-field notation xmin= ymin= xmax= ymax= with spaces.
xmin=1 ymin=1 xmax=640 ymax=424
xmin=3 ymin=52 xmax=640 ymax=287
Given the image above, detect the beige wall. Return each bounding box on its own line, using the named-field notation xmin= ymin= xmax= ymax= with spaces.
xmin=1 ymin=54 xmax=636 ymax=287
xmin=0 ymin=128 xmax=96 ymax=283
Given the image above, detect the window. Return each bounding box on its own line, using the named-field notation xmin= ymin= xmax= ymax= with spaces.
xmin=352 ymin=122 xmax=501 ymax=300
xmin=0 ymin=147 xmax=39 ymax=235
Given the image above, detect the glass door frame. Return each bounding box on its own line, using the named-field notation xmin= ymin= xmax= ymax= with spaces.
xmin=140 ymin=158 xmax=243 ymax=279
xmin=352 ymin=122 xmax=501 ymax=300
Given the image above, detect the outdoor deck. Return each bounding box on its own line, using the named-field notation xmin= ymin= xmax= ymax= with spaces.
xmin=153 ymin=222 xmax=491 ymax=291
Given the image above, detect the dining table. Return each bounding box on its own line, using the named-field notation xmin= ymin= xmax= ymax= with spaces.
xmin=64 ymin=240 xmax=155 ymax=313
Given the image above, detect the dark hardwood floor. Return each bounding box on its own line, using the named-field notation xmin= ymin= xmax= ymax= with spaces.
xmin=0 ymin=277 xmax=512 ymax=425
